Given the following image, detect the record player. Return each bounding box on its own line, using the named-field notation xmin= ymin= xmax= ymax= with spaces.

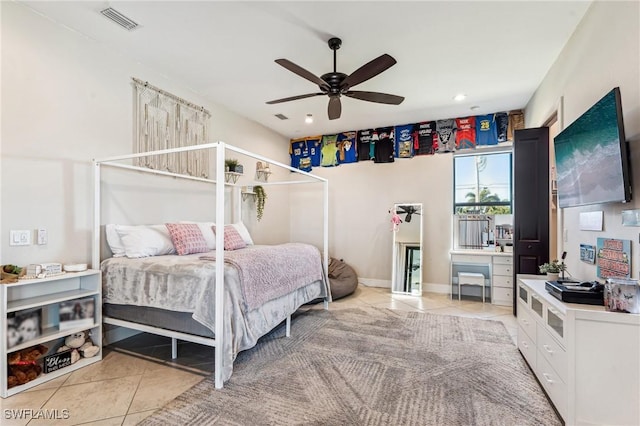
xmin=545 ymin=279 xmax=604 ymax=305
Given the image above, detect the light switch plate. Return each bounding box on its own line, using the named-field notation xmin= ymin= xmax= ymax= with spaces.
xmin=10 ymin=230 xmax=31 ymax=246
xmin=37 ymin=229 xmax=48 ymax=245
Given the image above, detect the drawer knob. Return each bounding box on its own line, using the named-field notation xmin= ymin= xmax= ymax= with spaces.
xmin=522 ymin=341 xmax=529 ymax=348
xmin=542 ymin=373 xmax=555 ymax=384
xmin=543 ymin=344 xmax=554 ymax=355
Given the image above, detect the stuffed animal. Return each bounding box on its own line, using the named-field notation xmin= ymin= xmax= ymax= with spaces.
xmin=390 ymin=211 xmax=403 ymax=232
xmin=7 ymin=344 xmax=47 ymax=388
xmin=62 ymin=330 xmax=99 ymax=359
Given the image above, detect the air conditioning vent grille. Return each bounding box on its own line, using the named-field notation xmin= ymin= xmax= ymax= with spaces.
xmin=100 ymin=7 xmax=139 ymax=31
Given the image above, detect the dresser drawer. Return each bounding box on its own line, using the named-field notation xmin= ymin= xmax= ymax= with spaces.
xmin=493 ymin=256 xmax=513 ymax=265
xmin=493 ymin=287 xmax=513 ymax=306
xmin=518 ymin=325 xmax=536 ymax=368
xmin=493 ymin=263 xmax=513 ymax=276
xmin=492 ymin=275 xmax=513 ymax=288
xmin=537 ymin=326 xmax=567 ymax=383
xmin=536 ymin=349 xmax=568 ymax=420
xmin=517 ymin=302 xmax=536 ymax=343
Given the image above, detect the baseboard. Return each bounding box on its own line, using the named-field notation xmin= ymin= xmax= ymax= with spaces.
xmin=423 ymin=283 xmax=450 ymax=294
xmin=359 ymin=278 xmax=391 ymax=288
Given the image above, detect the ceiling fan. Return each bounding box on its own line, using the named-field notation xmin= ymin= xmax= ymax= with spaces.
xmin=396 ymin=205 xmax=421 ymax=223
xmin=266 ymin=37 xmax=404 ymax=120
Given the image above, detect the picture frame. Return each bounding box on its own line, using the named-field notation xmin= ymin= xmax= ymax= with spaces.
xmin=59 ymin=297 xmax=95 ymax=330
xmin=7 ymin=308 xmax=42 ymax=349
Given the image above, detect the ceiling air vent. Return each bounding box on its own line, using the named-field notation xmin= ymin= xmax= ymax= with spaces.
xmin=100 ymin=7 xmax=139 ymax=31
xmin=274 ymin=114 xmax=289 ymax=120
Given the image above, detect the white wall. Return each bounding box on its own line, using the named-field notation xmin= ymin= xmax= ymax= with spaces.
xmin=1 ymin=2 xmax=290 ymax=267
xmin=526 ymin=1 xmax=640 ymax=280
xmin=290 ymin=154 xmax=454 ymax=288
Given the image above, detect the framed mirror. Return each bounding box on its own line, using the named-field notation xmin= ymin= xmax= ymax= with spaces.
xmin=391 ymin=203 xmax=423 ymax=295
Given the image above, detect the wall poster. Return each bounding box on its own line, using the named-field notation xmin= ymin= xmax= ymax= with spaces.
xmin=596 ymin=238 xmax=631 ymax=279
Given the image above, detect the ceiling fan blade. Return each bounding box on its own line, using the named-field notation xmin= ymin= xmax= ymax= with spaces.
xmin=344 ymin=91 xmax=404 ymax=105
xmin=266 ymin=93 xmax=324 ymax=104
xmin=275 ymin=59 xmax=329 ymax=90
xmin=340 ymin=54 xmax=397 ymax=90
xmin=328 ymin=96 xmax=341 ymax=120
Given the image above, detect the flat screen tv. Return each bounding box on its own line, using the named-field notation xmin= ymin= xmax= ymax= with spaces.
xmin=554 ymin=87 xmax=632 ymax=208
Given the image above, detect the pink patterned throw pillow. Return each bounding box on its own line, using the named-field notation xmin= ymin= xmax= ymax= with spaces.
xmin=212 ymin=225 xmax=247 ymax=251
xmin=165 ymin=223 xmax=208 ymax=255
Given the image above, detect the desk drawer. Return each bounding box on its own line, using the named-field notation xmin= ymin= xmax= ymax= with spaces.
xmin=518 ymin=325 xmax=536 ymax=368
xmin=517 ymin=302 xmax=536 ymax=343
xmin=493 ymin=263 xmax=513 ymax=276
xmin=451 ymin=254 xmax=491 ymax=264
xmin=493 ymin=275 xmax=513 ymax=288
xmin=536 ymin=349 xmax=567 ymax=420
xmin=537 ymin=326 xmax=567 ymax=383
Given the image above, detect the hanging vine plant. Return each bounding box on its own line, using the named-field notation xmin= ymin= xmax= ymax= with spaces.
xmin=254 ymin=185 xmax=267 ymax=221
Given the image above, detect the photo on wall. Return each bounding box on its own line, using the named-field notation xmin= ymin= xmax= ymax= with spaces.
xmin=596 ymin=238 xmax=631 ymax=279
xmin=580 ymin=243 xmax=596 ymax=264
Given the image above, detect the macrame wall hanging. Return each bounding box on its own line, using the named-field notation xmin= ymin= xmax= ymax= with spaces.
xmin=133 ymin=77 xmax=211 ymax=178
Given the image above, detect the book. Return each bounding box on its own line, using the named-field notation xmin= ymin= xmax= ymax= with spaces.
xmin=59 ymin=297 xmax=95 ymax=330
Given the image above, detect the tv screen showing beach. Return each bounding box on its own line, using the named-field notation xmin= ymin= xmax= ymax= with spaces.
xmin=554 ymin=89 xmax=627 ymax=208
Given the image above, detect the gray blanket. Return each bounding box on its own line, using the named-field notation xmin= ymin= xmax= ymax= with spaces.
xmin=101 ymin=245 xmax=328 ymax=382
xmin=199 ymin=243 xmax=324 ymax=310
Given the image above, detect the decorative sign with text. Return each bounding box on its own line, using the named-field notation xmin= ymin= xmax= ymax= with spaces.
xmin=596 ymin=238 xmax=631 ymax=279
xmin=43 ymin=349 xmax=73 ymax=374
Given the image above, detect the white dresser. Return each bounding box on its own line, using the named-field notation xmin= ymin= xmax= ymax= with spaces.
xmin=517 ymin=277 xmax=640 ymax=425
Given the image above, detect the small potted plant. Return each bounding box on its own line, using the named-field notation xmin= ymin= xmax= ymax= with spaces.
xmin=254 ymin=185 xmax=267 ymax=221
xmin=539 ymin=260 xmax=566 ymax=281
xmin=225 ymin=158 xmax=239 ymax=173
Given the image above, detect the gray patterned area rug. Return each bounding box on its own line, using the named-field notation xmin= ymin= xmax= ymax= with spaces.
xmin=140 ymin=307 xmax=560 ymax=426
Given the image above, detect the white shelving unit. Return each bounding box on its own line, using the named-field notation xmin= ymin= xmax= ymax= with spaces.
xmin=1 ymin=270 xmax=102 ymax=398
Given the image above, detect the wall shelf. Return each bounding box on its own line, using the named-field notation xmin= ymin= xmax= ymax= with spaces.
xmin=255 ymin=170 xmax=272 ymax=182
xmin=225 ymin=171 xmax=242 ymax=184
xmin=241 ymin=191 xmax=256 ymax=202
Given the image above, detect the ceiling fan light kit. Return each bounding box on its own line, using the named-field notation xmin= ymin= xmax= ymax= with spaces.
xmin=266 ymin=37 xmax=404 ymax=120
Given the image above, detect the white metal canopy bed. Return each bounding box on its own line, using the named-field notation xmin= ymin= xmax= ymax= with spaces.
xmin=92 ymin=142 xmax=330 ymax=388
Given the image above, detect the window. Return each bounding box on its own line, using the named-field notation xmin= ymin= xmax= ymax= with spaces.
xmin=454 ymin=151 xmax=512 ymax=214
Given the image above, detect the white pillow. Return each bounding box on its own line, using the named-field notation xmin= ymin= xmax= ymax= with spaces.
xmin=179 ymin=221 xmax=216 ymax=250
xmin=105 ymin=224 xmax=126 ymax=257
xmin=232 ymin=222 xmax=254 ymax=245
xmin=114 ymin=225 xmax=176 ymax=258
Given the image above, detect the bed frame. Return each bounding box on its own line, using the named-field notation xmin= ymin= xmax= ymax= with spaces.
xmin=92 ymin=141 xmax=329 ymax=388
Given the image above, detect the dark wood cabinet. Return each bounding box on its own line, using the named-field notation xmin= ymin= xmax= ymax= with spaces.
xmin=513 ymin=127 xmax=550 ymax=314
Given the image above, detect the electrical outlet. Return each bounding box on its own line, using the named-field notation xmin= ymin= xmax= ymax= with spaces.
xmin=10 ymin=230 xmax=31 ymax=246
xmin=37 ymin=229 xmax=48 ymax=245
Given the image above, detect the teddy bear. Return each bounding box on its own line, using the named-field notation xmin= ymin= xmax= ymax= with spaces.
xmin=7 ymin=344 xmax=48 ymax=388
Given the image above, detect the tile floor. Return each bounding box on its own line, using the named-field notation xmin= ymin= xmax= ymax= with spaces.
xmin=1 ymin=286 xmax=517 ymax=425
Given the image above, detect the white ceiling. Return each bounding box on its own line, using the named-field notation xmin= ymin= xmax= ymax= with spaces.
xmin=20 ymin=1 xmax=592 ymax=139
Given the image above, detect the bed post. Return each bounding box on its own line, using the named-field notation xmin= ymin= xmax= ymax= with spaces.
xmin=92 ymin=160 xmax=101 ymax=270
xmin=323 ymin=179 xmax=331 ymax=309
xmin=214 ymin=142 xmax=226 ymax=389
